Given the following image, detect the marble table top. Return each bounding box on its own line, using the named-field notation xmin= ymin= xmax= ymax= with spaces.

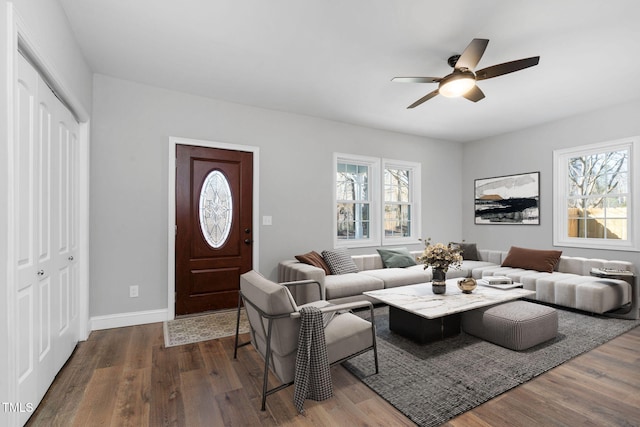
xmin=363 ymin=279 xmax=536 ymax=319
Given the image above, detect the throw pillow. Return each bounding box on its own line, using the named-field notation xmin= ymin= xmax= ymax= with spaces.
xmin=377 ymin=247 xmax=417 ymax=268
xmin=453 ymin=242 xmax=480 ymax=261
xmin=501 ymin=246 xmax=562 ymax=273
xmin=295 ymin=251 xmax=332 ymax=275
xmin=321 ymin=249 xmax=359 ymax=275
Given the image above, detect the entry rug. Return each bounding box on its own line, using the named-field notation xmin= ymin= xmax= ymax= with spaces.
xmin=345 ymin=306 xmax=640 ymax=427
xmin=163 ymin=308 xmax=250 ymax=348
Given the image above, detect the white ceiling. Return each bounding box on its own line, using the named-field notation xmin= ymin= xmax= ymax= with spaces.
xmin=59 ymin=0 xmax=640 ymax=142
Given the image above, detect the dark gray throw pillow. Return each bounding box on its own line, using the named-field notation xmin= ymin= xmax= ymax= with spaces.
xmin=321 ymin=249 xmax=359 ymax=275
xmin=454 ymin=242 xmax=480 ymax=261
xmin=377 ymin=247 xmax=417 ymax=268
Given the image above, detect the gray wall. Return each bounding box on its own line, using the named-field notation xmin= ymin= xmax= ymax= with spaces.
xmin=12 ymin=0 xmax=93 ymax=112
xmin=462 ymin=98 xmax=640 ymax=266
xmin=90 ymin=74 xmax=463 ymax=317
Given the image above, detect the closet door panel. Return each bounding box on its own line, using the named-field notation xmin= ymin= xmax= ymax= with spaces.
xmin=14 ymin=53 xmax=80 ymax=424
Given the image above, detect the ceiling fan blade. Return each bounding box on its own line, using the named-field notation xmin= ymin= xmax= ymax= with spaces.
xmin=455 ymin=38 xmax=489 ymax=71
xmin=462 ymin=85 xmax=485 ymax=102
xmin=407 ymin=89 xmax=439 ymax=108
xmin=475 ymin=56 xmax=540 ymax=80
xmin=392 ymin=77 xmax=441 ymax=83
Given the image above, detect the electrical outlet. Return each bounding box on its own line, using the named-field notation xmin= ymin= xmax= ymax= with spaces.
xmin=129 ymin=285 xmax=139 ymax=298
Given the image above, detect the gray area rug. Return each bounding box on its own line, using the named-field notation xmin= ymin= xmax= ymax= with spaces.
xmin=345 ymin=305 xmax=640 ymax=427
xmin=163 ymin=308 xmax=249 ymax=347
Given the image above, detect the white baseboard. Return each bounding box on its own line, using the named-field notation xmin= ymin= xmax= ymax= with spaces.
xmin=90 ymin=308 xmax=168 ymax=331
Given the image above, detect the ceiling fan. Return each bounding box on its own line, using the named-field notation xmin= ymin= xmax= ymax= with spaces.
xmin=392 ymin=38 xmax=540 ymax=108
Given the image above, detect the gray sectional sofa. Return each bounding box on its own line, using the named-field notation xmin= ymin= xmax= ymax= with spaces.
xmin=278 ymin=248 xmax=637 ymax=319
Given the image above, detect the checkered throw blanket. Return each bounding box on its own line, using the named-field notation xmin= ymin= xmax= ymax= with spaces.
xmin=293 ymin=306 xmax=333 ymax=413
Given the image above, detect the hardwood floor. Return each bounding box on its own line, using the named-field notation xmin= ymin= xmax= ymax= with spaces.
xmin=26 ymin=323 xmax=640 ymax=426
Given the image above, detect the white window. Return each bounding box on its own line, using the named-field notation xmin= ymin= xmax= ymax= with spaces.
xmin=553 ymin=137 xmax=640 ymax=251
xmin=334 ymin=153 xmax=421 ymax=248
xmin=382 ymin=159 xmax=421 ymax=246
xmin=335 ymin=154 xmax=380 ymax=247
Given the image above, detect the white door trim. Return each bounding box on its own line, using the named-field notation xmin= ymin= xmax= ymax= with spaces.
xmin=168 ymin=137 xmax=260 ymax=321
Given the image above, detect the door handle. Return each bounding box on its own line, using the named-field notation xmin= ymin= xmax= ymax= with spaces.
xmin=244 ymin=239 xmax=252 ymax=245
xmin=244 ymin=228 xmax=251 ymax=234
xmin=37 ymin=270 xmax=44 ymax=276
xmin=68 ymin=256 xmax=74 ymax=261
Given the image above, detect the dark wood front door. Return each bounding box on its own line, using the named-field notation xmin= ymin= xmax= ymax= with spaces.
xmin=175 ymin=144 xmax=253 ymax=315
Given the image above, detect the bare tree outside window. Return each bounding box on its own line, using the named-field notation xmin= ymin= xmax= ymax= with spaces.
xmin=336 ymin=162 xmax=370 ymax=240
xmin=567 ymin=150 xmax=628 ymax=239
xmin=384 ymin=168 xmax=411 ymax=237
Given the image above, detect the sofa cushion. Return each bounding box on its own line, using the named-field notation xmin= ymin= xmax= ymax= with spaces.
xmin=453 ymin=242 xmax=480 ymax=261
xmin=482 ymin=266 xmax=528 ymax=278
xmin=376 ymin=247 xmax=417 ymax=268
xmin=360 ymin=267 xmax=428 ymax=288
xmin=478 ymin=249 xmax=508 ymax=264
xmin=322 ymin=249 xmax=359 ymax=275
xmin=272 ymin=300 xmax=373 ymax=384
xmin=295 ymin=251 xmax=332 ymax=275
xmin=575 ymin=278 xmax=631 ymax=314
xmin=324 ymin=273 xmax=384 ymax=300
xmin=535 ymin=274 xmax=631 ymax=313
xmin=462 ymin=261 xmax=501 ymax=279
xmin=519 ymin=272 xmax=553 ymax=291
xmin=444 ymin=268 xmax=468 ymax=279
xmin=534 ymin=273 xmax=580 ymax=304
xmin=557 ymin=256 xmax=635 ymax=277
xmin=502 ymin=246 xmax=562 ymax=273
xmin=324 ymin=311 xmax=374 ymax=366
xmin=352 ymin=253 xmax=385 ymax=271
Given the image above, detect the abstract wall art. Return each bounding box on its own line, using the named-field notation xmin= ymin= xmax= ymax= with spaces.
xmin=474 ymin=172 xmax=540 ymax=225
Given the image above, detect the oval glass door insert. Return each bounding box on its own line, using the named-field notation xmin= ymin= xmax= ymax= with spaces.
xmin=199 ymin=170 xmax=233 ymax=248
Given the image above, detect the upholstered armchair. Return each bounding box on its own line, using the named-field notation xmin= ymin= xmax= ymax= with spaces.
xmin=234 ymin=270 xmax=378 ymax=410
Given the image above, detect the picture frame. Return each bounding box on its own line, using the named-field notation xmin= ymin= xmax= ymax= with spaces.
xmin=474 ymin=171 xmax=540 ymax=225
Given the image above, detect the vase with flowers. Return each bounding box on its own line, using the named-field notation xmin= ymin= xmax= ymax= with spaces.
xmin=417 ymin=238 xmax=463 ymax=294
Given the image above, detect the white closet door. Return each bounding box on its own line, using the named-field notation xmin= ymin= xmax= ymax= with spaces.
xmin=14 ymin=53 xmax=80 ymax=425
xmin=52 ymin=87 xmax=80 ymax=370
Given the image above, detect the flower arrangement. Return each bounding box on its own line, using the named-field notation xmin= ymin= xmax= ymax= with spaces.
xmin=417 ymin=238 xmax=463 ymax=272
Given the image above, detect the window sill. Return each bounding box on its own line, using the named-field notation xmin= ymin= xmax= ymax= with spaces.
xmin=553 ymin=239 xmax=640 ymax=252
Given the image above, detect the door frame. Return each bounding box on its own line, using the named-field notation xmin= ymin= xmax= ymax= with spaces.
xmin=5 ymin=4 xmax=91 ymax=423
xmin=168 ymin=136 xmax=260 ymax=320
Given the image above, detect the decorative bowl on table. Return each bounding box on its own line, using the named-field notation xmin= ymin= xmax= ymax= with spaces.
xmin=457 ymin=277 xmax=477 ymax=294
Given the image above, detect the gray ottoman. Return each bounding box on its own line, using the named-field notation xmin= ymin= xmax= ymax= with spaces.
xmin=461 ymin=300 xmax=558 ymax=350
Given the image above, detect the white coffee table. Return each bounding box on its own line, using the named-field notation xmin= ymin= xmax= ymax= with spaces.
xmin=364 ymin=279 xmax=536 ymax=343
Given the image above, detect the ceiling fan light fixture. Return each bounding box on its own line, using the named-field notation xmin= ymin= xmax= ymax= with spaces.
xmin=438 ymin=72 xmax=476 ymax=98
